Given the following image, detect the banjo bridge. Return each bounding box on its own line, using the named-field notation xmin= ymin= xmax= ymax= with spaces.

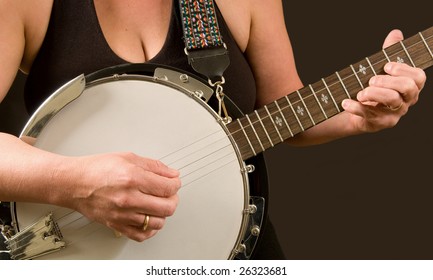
xmin=5 ymin=213 xmax=66 ymax=260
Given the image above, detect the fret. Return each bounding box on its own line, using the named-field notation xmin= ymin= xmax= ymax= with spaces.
xmin=385 ymin=40 xmax=412 ymax=66
xmin=349 ymin=58 xmax=377 ymax=88
xmin=335 ymin=71 xmax=352 ymax=99
xmin=285 ymin=95 xmax=305 ymax=131
xmin=309 ymin=84 xmax=328 ymax=119
xmin=399 ymin=41 xmax=416 ymax=67
xmin=322 ymin=74 xmax=350 ymax=111
xmin=264 ymin=106 xmax=284 ymax=142
xmin=237 ymin=119 xmax=257 ymax=156
xmin=274 ymin=100 xmax=294 ymax=137
xmin=253 ymin=110 xmax=274 ymax=147
xmin=350 ymin=64 xmax=365 ymax=89
xmin=419 ymin=32 xmax=433 ymax=59
xmin=297 ymin=86 xmax=327 ymax=125
xmin=255 ymin=107 xmax=283 ymax=146
xmin=275 ymin=97 xmax=303 ymax=134
xmin=367 ymin=51 xmax=388 ymax=76
xmin=296 ymin=90 xmax=315 ymax=125
xmin=245 ymin=114 xmax=266 ymax=151
xmin=366 ymin=57 xmax=377 ymax=76
xmin=245 ymin=111 xmax=273 ymax=150
xmin=321 ymin=78 xmax=341 ymax=113
xmin=382 ymin=49 xmax=391 ymax=62
xmin=402 ymin=29 xmax=433 ymax=69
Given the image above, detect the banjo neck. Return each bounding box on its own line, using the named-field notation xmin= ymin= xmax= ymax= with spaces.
xmin=227 ymin=26 xmax=433 ymax=161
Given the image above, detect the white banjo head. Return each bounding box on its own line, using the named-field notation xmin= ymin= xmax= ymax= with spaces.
xmin=13 ymin=69 xmax=251 ymax=259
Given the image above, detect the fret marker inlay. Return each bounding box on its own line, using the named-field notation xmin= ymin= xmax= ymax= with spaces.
xmin=359 ymin=64 xmax=367 ymax=75
xmin=274 ymin=100 xmax=294 ymax=137
xmin=296 ymin=105 xmax=304 ymax=116
xmin=321 ymin=78 xmax=341 ymax=112
xmin=264 ymin=106 xmax=284 ymax=142
xmin=285 ymin=96 xmax=305 ymax=131
xmin=321 ymin=94 xmax=329 ymax=104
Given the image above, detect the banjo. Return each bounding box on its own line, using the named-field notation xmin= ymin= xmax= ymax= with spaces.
xmin=1 ymin=26 xmax=433 ymax=260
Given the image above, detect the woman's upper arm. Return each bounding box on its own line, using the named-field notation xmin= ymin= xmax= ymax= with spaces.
xmin=0 ymin=0 xmax=26 ymax=103
xmin=246 ymin=0 xmax=303 ymax=108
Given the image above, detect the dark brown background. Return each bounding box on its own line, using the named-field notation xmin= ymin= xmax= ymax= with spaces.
xmin=1 ymin=1 xmax=432 ymax=259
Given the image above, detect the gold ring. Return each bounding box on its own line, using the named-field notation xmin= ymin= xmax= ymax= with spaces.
xmin=387 ymin=102 xmax=403 ymax=111
xmin=142 ymin=214 xmax=150 ymax=231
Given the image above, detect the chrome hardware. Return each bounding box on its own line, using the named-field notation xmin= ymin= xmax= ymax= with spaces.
xmin=233 ymin=243 xmax=246 ymax=255
xmin=241 ymin=164 xmax=255 ymax=174
xmin=235 ymin=196 xmax=265 ymax=260
xmin=249 ymin=204 xmax=257 ymax=214
xmin=251 ymin=225 xmax=260 ymax=237
xmin=20 ymin=75 xmax=86 ymax=139
xmin=193 ymin=90 xmax=204 ymax=99
xmin=6 ymin=213 xmax=65 ymax=260
xmin=179 ymin=74 xmax=189 ymax=83
xmin=222 ymin=117 xmax=232 ymax=124
xmin=154 ymin=68 xmax=213 ymax=102
xmin=1 ymin=224 xmax=15 ymax=240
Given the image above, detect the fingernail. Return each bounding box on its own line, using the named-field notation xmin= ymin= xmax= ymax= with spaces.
xmin=384 ymin=63 xmax=392 ymax=72
xmin=342 ymin=99 xmax=350 ymax=109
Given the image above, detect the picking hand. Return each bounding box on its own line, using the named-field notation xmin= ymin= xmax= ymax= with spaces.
xmin=70 ymin=152 xmax=181 ymax=242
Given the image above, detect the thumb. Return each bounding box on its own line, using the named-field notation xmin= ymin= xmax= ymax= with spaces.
xmin=383 ymin=29 xmax=404 ymax=49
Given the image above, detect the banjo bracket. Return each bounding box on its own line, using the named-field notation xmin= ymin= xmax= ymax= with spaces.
xmin=234 ymin=196 xmax=265 ymax=260
xmin=209 ymin=78 xmax=232 ymax=125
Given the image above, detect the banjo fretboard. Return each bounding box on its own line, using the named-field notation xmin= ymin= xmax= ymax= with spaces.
xmin=227 ymin=26 xmax=433 ymax=161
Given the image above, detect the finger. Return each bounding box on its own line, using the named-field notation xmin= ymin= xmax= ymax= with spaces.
xmin=358 ymin=85 xmax=404 ymax=110
xmin=138 ymin=169 xmax=181 ymax=197
xmin=135 ymin=157 xmax=180 ymax=178
xmin=111 ymin=188 xmax=179 ymax=217
xmin=134 ymin=193 xmax=178 ymax=217
xmin=368 ymin=75 xmax=418 ymax=105
xmin=109 ymin=222 xmax=159 ymax=242
xmin=135 ymin=214 xmax=165 ymax=231
xmin=110 ymin=210 xmax=167 ymax=231
xmin=341 ymin=99 xmax=368 ymax=118
xmin=382 ymin=29 xmax=404 ymax=49
xmin=383 ymin=62 xmax=427 ymax=91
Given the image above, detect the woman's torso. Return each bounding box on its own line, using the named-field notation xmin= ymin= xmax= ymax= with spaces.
xmin=21 ymin=0 xmax=256 ymax=114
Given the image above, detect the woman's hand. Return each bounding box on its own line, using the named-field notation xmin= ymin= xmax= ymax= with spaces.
xmin=70 ymin=152 xmax=181 ymax=242
xmin=342 ymin=29 xmax=427 ymax=133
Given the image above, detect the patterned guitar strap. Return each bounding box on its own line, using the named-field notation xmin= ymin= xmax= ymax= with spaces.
xmin=178 ymin=0 xmax=232 ymax=123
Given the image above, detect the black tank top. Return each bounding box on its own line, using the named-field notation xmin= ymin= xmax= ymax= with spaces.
xmin=24 ymin=0 xmax=256 ymax=115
